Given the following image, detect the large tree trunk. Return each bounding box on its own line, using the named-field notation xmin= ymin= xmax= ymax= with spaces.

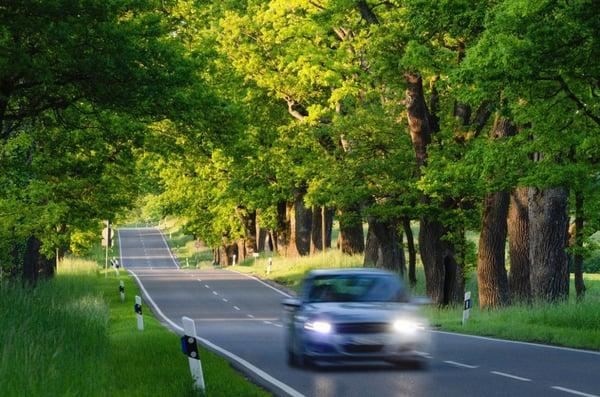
xmin=508 ymin=187 xmax=531 ymax=301
xmin=477 ymin=191 xmax=510 ymax=308
xmin=477 ymin=116 xmax=514 ymax=308
xmin=402 ymin=217 xmax=417 ymax=287
xmin=337 ymin=207 xmax=364 ymax=255
xmin=572 ymin=190 xmax=586 ymax=300
xmin=22 ymin=236 xmax=42 ymax=284
xmin=287 ymin=189 xmax=312 ymax=257
xmin=406 ymin=72 xmax=462 ymax=305
xmin=528 ymin=186 xmax=570 ymax=301
xmin=364 ymin=217 xmax=405 ymax=274
xmin=275 ymin=201 xmax=289 ymax=256
xmin=310 ymin=206 xmax=334 ymax=253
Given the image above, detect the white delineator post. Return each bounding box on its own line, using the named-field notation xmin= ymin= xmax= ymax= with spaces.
xmin=462 ymin=291 xmax=472 ymax=325
xmin=135 ymin=295 xmax=144 ymax=331
xmin=119 ymin=280 xmax=125 ymax=302
xmin=267 ymin=257 xmax=272 ymax=275
xmin=182 ymin=316 xmax=205 ymax=392
xmin=232 ymin=254 xmax=237 ymax=267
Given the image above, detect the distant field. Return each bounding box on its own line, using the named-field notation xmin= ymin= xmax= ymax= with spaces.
xmin=0 ymin=252 xmax=269 ymax=396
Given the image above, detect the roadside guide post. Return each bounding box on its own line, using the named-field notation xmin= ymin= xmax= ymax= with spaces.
xmin=267 ymin=257 xmax=272 ymax=275
xmin=119 ymin=281 xmax=125 ymax=302
xmin=186 ymin=258 xmax=189 ymax=268
xmin=134 ymin=295 xmax=144 ymax=331
xmin=232 ymin=254 xmax=237 ymax=267
xmin=252 ymin=252 xmax=259 ymax=266
xmin=102 ymin=220 xmax=112 ymax=278
xmin=462 ymin=291 xmax=472 ymax=325
xmin=181 ymin=316 xmax=206 ymax=392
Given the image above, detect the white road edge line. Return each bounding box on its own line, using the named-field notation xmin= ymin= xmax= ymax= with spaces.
xmin=226 ymin=269 xmax=291 ymax=297
xmin=432 ymin=330 xmax=600 ymax=356
xmin=444 ymin=360 xmax=478 ymax=369
xmin=155 ymin=227 xmax=180 ymax=269
xmin=551 ymin=386 xmax=599 ymax=397
xmin=490 ymin=371 xmax=531 ymax=382
xmin=126 ymin=268 xmax=305 ymax=397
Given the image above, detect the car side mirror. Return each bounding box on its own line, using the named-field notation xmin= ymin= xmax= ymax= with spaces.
xmin=282 ymin=297 xmax=301 ymax=311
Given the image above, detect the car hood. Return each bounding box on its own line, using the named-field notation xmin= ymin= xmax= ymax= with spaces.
xmin=302 ymin=301 xmax=418 ymax=323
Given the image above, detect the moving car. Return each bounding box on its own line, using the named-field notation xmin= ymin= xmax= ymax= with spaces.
xmin=283 ymin=268 xmax=430 ymax=368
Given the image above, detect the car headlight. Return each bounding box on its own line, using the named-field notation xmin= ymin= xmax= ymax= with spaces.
xmin=304 ymin=320 xmax=332 ymax=334
xmin=393 ymin=319 xmax=423 ymax=334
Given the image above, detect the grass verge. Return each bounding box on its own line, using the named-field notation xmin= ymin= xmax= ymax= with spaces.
xmin=0 ymin=255 xmax=269 ymax=396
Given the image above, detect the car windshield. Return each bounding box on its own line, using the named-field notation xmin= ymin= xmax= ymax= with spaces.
xmin=307 ymin=274 xmax=407 ymax=303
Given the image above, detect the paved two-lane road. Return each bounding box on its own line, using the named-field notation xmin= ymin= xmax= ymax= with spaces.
xmin=119 ymin=227 xmax=600 ymax=397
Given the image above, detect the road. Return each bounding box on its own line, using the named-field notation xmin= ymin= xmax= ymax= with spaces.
xmin=118 ymin=227 xmax=600 ymax=397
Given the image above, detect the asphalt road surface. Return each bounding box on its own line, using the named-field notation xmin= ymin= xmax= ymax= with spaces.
xmin=118 ymin=227 xmax=600 ymax=397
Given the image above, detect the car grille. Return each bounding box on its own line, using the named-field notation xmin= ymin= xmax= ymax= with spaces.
xmin=344 ymin=344 xmax=384 ymax=353
xmin=335 ymin=322 xmax=390 ymax=334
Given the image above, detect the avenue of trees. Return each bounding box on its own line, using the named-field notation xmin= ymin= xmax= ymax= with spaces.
xmin=1 ymin=0 xmax=599 ymax=308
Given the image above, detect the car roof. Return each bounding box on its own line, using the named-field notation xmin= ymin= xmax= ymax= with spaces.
xmin=307 ymin=268 xmax=398 ymax=277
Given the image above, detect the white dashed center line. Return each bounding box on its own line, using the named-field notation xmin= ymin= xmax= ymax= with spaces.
xmin=273 ymin=323 xmax=283 ymax=328
xmin=263 ymin=321 xmax=273 ymax=325
xmin=247 ymin=314 xmax=254 ymax=318
xmin=222 ymin=298 xmax=229 ymax=303
xmin=233 ymin=306 xmax=241 ymax=311
xmin=444 ymin=360 xmax=478 ymax=369
xmin=490 ymin=371 xmax=531 ymax=382
xmin=204 ymin=284 xmax=210 ymax=289
xmin=551 ymin=386 xmax=599 ymax=397
xmin=212 ymin=291 xmax=218 ymax=296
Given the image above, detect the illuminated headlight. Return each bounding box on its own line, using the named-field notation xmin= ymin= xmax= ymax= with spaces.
xmin=304 ymin=321 xmax=332 ymax=334
xmin=393 ymin=319 xmax=423 ymax=334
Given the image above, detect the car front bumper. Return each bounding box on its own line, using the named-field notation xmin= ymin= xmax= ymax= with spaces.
xmin=300 ymin=329 xmax=430 ymax=361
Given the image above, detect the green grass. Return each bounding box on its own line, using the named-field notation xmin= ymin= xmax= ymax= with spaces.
xmin=0 ymin=255 xmax=269 ymax=397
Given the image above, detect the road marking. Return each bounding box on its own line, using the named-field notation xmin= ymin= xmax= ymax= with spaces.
xmin=205 ymin=284 xmax=210 ymax=289
xmin=264 ymin=321 xmax=273 ymax=325
xmin=444 ymin=360 xmax=478 ymax=369
xmin=415 ymin=351 xmax=433 ymax=359
xmin=226 ymin=269 xmax=291 ymax=297
xmin=212 ymin=291 xmax=218 ymax=296
xmin=490 ymin=371 xmax=530 ymax=382
xmin=273 ymin=323 xmax=283 ymax=328
xmin=432 ymin=330 xmax=600 ymax=356
xmin=233 ymin=306 xmax=241 ymax=311
xmin=155 ymin=227 xmax=180 ymax=269
xmin=247 ymin=314 xmax=254 ymax=318
xmin=125 ymin=268 xmax=305 ymax=397
xmin=551 ymin=386 xmax=599 ymax=397
xmin=222 ymin=298 xmax=229 ymax=303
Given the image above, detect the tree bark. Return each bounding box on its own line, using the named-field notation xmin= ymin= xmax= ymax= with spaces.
xmin=275 ymin=201 xmax=289 ymax=256
xmin=337 ymin=207 xmax=364 ymax=255
xmin=287 ymin=189 xmax=312 ymax=257
xmin=572 ymin=190 xmax=586 ymax=299
xmin=528 ymin=186 xmax=570 ymax=301
xmin=477 ymin=116 xmax=514 ymax=308
xmin=22 ymin=236 xmax=41 ymax=284
xmin=364 ymin=217 xmax=405 ymax=274
xmin=402 ymin=217 xmax=417 ymax=287
xmin=508 ymin=187 xmax=531 ymax=301
xmin=477 ymin=191 xmax=510 ymax=308
xmin=405 ymin=72 xmax=462 ymax=305
xmin=310 ymin=206 xmax=334 ymax=253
